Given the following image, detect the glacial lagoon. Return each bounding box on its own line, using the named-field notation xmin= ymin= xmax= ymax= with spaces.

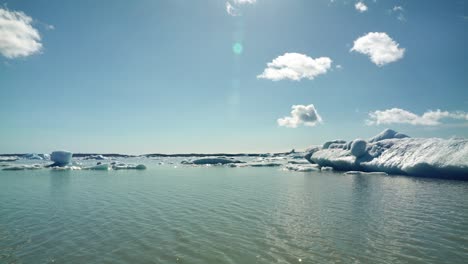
xmin=1 ymin=158 xmax=468 ymax=264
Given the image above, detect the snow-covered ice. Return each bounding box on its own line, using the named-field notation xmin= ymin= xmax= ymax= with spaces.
xmin=306 ymin=129 xmax=468 ymax=179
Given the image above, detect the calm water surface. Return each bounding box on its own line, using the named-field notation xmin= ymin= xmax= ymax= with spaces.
xmin=1 ymin=160 xmax=468 ymax=264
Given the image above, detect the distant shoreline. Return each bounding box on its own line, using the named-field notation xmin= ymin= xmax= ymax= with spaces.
xmin=0 ymin=151 xmax=297 ymax=158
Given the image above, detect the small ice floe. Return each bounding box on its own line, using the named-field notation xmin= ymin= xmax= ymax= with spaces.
xmin=49 ymin=151 xmax=73 ymax=167
xmin=287 ymin=160 xmax=310 ymax=165
xmin=82 ymin=162 xmax=146 ymax=170
xmin=23 ymin=153 xmax=46 ymax=160
xmin=112 ymin=163 xmax=146 ymax=170
xmin=344 ymin=171 xmax=388 ymax=176
xmin=0 ymin=156 xmax=18 ymax=162
xmin=51 ymin=166 xmax=82 ymax=171
xmin=248 ymin=162 xmax=283 ymax=167
xmin=84 ymin=155 xmax=107 ymax=160
xmin=83 ymin=163 xmax=111 ymax=170
xmin=190 ymin=158 xmax=243 ymax=165
xmin=320 ymin=166 xmax=334 ymax=171
xmin=284 ymin=164 xmax=320 ymax=172
xmin=3 ymin=164 xmax=43 ymax=170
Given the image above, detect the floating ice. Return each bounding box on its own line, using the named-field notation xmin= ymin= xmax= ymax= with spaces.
xmin=51 ymin=166 xmax=82 ymax=171
xmin=50 ymin=151 xmax=73 ymax=166
xmin=84 ymin=155 xmax=107 ymax=160
xmin=191 ymin=158 xmax=243 ymax=165
xmin=112 ymin=163 xmax=146 ymax=170
xmin=246 ymin=162 xmax=283 ymax=167
xmin=3 ymin=164 xmax=42 ymax=170
xmin=84 ymin=164 xmax=110 ymax=170
xmin=0 ymin=156 xmax=18 ymax=162
xmin=284 ymin=164 xmax=320 ymax=172
xmin=344 ymin=171 xmax=388 ymax=176
xmin=306 ymin=129 xmax=468 ymax=179
xmin=23 ymin=153 xmax=44 ymax=160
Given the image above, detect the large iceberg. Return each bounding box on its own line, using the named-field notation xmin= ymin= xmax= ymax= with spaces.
xmin=306 ymin=129 xmax=468 ymax=179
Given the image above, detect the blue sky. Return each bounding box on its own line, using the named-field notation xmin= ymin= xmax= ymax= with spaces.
xmin=0 ymin=0 xmax=467 ymax=154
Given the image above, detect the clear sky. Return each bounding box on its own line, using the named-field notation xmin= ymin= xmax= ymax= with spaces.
xmin=0 ymin=0 xmax=467 ymax=154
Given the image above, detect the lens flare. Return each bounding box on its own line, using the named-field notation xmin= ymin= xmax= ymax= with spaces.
xmin=232 ymin=42 xmax=243 ymax=55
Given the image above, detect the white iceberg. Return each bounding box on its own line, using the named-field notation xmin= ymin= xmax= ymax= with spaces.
xmin=50 ymin=151 xmax=73 ymax=166
xmin=306 ymin=129 xmax=468 ymax=179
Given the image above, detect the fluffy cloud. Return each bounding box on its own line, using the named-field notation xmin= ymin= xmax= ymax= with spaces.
xmin=278 ymin=104 xmax=323 ymax=128
xmin=226 ymin=0 xmax=256 ymax=16
xmin=226 ymin=2 xmax=241 ymax=16
xmin=366 ymin=108 xmax=468 ymax=126
xmin=258 ymin=53 xmax=332 ymax=81
xmin=0 ymin=8 xmax=42 ymax=59
xmin=355 ymin=2 xmax=368 ymax=13
xmin=351 ymin=32 xmax=405 ymax=66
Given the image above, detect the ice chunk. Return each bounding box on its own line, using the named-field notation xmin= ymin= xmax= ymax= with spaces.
xmin=84 ymin=155 xmax=107 ymax=160
xmin=191 ymin=158 xmax=243 ymax=165
xmin=83 ymin=163 xmax=110 ymax=170
xmin=0 ymin=156 xmax=18 ymax=162
xmin=344 ymin=171 xmax=388 ymax=176
xmin=50 ymin=151 xmax=73 ymax=166
xmin=247 ymin=162 xmax=282 ymax=167
xmin=112 ymin=163 xmax=146 ymax=170
xmin=23 ymin=153 xmax=44 ymax=160
xmin=39 ymin=154 xmax=50 ymax=160
xmin=350 ymin=139 xmax=367 ymax=158
xmin=51 ymin=166 xmax=82 ymax=171
xmin=284 ymin=164 xmax=320 ymax=172
xmin=369 ymin=128 xmax=409 ymax=143
xmin=3 ymin=164 xmax=43 ymax=170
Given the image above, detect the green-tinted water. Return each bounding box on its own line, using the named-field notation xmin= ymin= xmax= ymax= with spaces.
xmin=1 ymin=161 xmax=468 ymax=263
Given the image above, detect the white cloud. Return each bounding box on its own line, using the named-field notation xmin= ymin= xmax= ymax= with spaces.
xmin=390 ymin=6 xmax=406 ymax=21
xmin=366 ymin=108 xmax=468 ymax=126
xmin=278 ymin=104 xmax=323 ymax=128
xmin=355 ymin=2 xmax=368 ymax=13
xmin=351 ymin=32 xmax=405 ymax=66
xmin=0 ymin=8 xmax=42 ymax=59
xmin=226 ymin=2 xmax=241 ymax=16
xmin=257 ymin=53 xmax=332 ymax=81
xmin=226 ymin=0 xmax=256 ymax=16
